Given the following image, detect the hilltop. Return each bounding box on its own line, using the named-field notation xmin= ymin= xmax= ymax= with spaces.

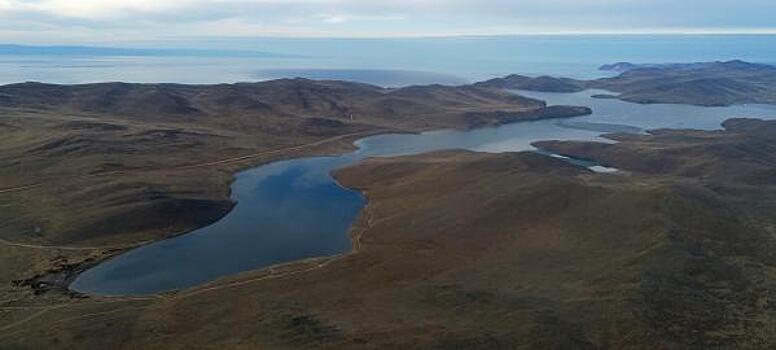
xmin=0 ymin=78 xmax=588 ymax=298
xmin=3 ymin=69 xmax=775 ymax=348
xmin=477 ymin=60 xmax=776 ymax=106
xmin=0 ymin=79 xmax=555 ymax=130
xmin=6 ymin=119 xmax=776 ymax=348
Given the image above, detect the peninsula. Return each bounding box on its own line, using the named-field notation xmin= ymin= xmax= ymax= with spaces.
xmin=477 ymin=60 xmax=776 ymax=106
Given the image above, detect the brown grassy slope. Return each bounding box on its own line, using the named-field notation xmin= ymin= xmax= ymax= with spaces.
xmin=474 ymin=74 xmax=586 ymax=93
xmin=0 ymin=79 xmax=582 ymax=311
xmin=0 ymin=79 xmax=548 ymax=130
xmin=532 ymin=118 xmax=776 ymax=348
xmin=0 ymin=79 xmax=554 ymax=247
xmin=534 ymin=118 xmax=776 ymax=184
xmin=592 ymin=61 xmax=776 ymax=106
xmin=477 ymin=60 xmax=776 ymax=107
xmin=6 ymin=118 xmax=776 ymax=349
xmin=1 ymin=151 xmax=649 ymax=349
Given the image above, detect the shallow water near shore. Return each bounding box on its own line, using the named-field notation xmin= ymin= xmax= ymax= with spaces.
xmin=70 ymin=89 xmax=776 ymax=295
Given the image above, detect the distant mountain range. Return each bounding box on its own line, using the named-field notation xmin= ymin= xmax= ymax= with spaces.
xmin=0 ymin=44 xmax=303 ymax=58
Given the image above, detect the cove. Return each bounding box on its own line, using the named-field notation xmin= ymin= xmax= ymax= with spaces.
xmin=70 ymin=90 xmax=776 ymax=296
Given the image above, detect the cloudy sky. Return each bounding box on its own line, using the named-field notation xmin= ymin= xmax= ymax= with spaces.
xmin=0 ymin=0 xmax=775 ymax=44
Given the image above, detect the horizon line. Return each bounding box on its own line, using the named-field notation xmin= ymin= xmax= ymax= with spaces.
xmin=7 ymin=31 xmax=776 ymax=47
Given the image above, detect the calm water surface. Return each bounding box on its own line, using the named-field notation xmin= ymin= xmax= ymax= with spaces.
xmin=5 ymin=35 xmax=776 ymax=85
xmin=71 ymin=89 xmax=776 ymax=295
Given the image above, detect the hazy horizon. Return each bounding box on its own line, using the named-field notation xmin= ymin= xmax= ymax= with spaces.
xmin=2 ymin=1 xmax=776 ymax=85
xmin=1 ymin=0 xmax=776 ymax=45
xmin=0 ymin=35 xmax=775 ymax=86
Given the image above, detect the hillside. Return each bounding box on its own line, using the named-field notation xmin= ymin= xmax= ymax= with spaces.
xmin=477 ymin=60 xmax=776 ymax=106
xmin=6 ymin=119 xmax=776 ymax=348
xmin=4 ymin=73 xmax=776 ymax=348
xmin=0 ymin=78 xmax=592 ymax=302
xmin=473 ymin=74 xmax=585 ymax=93
xmin=593 ymin=60 xmax=776 ymax=106
xmin=0 ymin=79 xmax=551 ymax=130
xmin=0 ymin=79 xmax=568 ymax=244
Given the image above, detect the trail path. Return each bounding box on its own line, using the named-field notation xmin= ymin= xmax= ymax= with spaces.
xmin=0 ymin=131 xmax=376 ymax=195
xmin=0 ymin=200 xmax=381 ymax=336
xmin=0 ymin=238 xmax=103 ymax=251
xmin=0 ymin=237 xmax=154 ymax=252
xmin=0 ymin=184 xmax=42 ymax=195
xmin=0 ymin=131 xmax=384 ymax=336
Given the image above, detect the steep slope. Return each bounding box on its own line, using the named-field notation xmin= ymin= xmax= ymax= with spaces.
xmin=474 ymin=74 xmax=586 ymax=93
xmin=592 ymin=60 xmax=776 ymax=106
xmin=477 ymin=60 xmax=776 ymax=107
xmin=0 ymin=78 xmax=560 ymax=246
xmin=0 ymin=79 xmax=549 ymax=129
xmin=0 ymin=77 xmax=593 ymax=314
xmin=6 ymin=119 xmax=776 ymax=348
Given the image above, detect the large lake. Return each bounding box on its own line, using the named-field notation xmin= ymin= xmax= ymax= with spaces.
xmin=53 ymin=35 xmax=776 ymax=295
xmin=4 ymin=35 xmax=776 ymax=85
xmin=70 ymin=89 xmax=776 ymax=295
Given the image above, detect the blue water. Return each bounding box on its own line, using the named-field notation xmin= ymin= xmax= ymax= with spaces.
xmin=70 ymin=88 xmax=776 ymax=296
xmin=72 ymin=158 xmax=365 ymax=295
xmin=4 ymin=35 xmax=776 ymax=85
xmin=61 ymin=35 xmax=776 ymax=295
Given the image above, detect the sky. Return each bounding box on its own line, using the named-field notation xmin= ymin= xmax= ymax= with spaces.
xmin=0 ymin=0 xmax=775 ymax=44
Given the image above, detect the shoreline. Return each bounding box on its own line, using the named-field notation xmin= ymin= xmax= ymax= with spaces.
xmin=20 ymin=80 xmax=776 ymax=299
xmin=19 ymin=129 xmax=390 ymax=298
xmin=59 ymin=105 xmax=595 ymax=298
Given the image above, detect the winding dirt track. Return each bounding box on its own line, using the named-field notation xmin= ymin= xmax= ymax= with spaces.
xmin=0 ymin=130 xmax=377 ymax=195
xmin=0 ymin=183 xmax=42 ymax=195
xmin=0 ymin=130 xmax=377 ymax=252
xmin=0 ymin=238 xmax=105 ymax=251
xmin=0 ymin=200 xmax=380 ymax=339
xmin=0 ymin=133 xmax=384 ymax=337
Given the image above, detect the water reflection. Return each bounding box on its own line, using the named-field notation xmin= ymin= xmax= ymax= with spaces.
xmin=71 ymin=90 xmax=776 ymax=295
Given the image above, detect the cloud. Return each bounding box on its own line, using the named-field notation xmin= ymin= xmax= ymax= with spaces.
xmin=312 ymin=13 xmax=407 ymax=24
xmin=0 ymin=0 xmax=774 ymax=43
xmin=1 ymin=0 xmax=190 ymax=19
